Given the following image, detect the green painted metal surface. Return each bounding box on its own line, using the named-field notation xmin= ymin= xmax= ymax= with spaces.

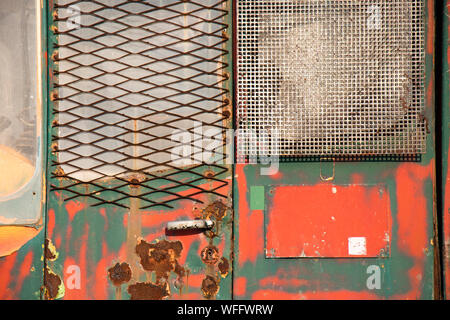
xmin=233 ymin=0 xmax=438 ymax=300
xmin=441 ymin=0 xmax=450 ymax=300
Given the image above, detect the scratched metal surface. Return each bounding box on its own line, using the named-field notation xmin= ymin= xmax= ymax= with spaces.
xmin=43 ymin=0 xmax=233 ymax=300
xmin=233 ymin=0 xmax=438 ymax=300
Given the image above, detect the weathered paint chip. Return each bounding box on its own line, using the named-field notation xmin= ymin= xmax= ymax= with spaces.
xmin=250 ymin=186 xmax=265 ymax=210
xmin=348 ymin=237 xmax=367 ymax=256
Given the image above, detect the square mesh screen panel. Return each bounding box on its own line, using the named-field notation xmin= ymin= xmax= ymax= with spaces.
xmin=236 ymin=0 xmax=426 ymax=158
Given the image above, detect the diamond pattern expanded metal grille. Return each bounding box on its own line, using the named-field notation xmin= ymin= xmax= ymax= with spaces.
xmin=51 ymin=0 xmax=230 ymax=209
xmin=236 ymin=0 xmax=426 ymax=158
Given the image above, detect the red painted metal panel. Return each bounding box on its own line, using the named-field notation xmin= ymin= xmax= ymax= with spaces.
xmin=265 ymin=185 xmax=391 ymax=258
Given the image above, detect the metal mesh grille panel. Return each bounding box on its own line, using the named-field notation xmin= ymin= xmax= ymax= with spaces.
xmin=51 ymin=0 xmax=230 ymax=209
xmin=236 ymin=0 xmax=426 ymax=158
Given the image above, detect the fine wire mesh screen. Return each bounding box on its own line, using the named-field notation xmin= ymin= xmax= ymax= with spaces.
xmin=236 ymin=0 xmax=426 ymax=159
xmin=51 ymin=0 xmax=230 ymax=209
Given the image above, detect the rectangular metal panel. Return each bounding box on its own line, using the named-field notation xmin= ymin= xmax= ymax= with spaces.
xmin=265 ymin=184 xmax=391 ymax=258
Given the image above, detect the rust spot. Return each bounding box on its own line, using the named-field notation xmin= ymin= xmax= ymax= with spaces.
xmin=50 ymin=90 xmax=58 ymax=101
xmin=51 ymin=142 xmax=58 ymax=153
xmin=135 ymin=239 xmax=185 ymax=282
xmin=53 ymin=166 xmax=65 ymax=177
xmin=108 ymin=262 xmax=132 ymax=287
xmin=201 ymin=275 xmax=219 ymax=299
xmin=218 ymin=257 xmax=230 ymax=277
xmin=204 ymin=201 xmax=228 ymax=220
xmin=204 ymin=170 xmax=215 ymax=178
xmin=44 ymin=239 xmax=58 ymax=261
xmin=51 ymin=50 xmax=59 ymax=61
xmin=130 ymin=178 xmax=140 ymax=188
xmin=127 ymin=173 xmax=146 ymax=188
xmin=222 ymin=30 xmax=229 ymax=40
xmin=127 ymin=282 xmax=169 ymax=300
xmin=222 ymin=109 xmax=231 ymax=119
xmin=201 ymin=245 xmax=220 ymax=265
xmin=43 ymin=267 xmax=62 ymax=300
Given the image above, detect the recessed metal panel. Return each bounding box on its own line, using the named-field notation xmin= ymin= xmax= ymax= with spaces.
xmin=265 ymin=184 xmax=391 ymax=258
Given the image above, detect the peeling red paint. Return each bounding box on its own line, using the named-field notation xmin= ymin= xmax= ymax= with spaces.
xmin=350 ymin=173 xmax=365 ymax=185
xmin=259 ymin=276 xmax=308 ymax=288
xmin=252 ymin=289 xmax=380 ymax=300
xmin=237 ymin=164 xmax=264 ymax=266
xmin=239 ymin=209 xmax=264 ymax=265
xmin=95 ymin=243 xmax=113 ymax=300
xmin=47 ymin=209 xmax=55 ymax=239
xmin=63 ymin=223 xmax=88 ymax=299
xmin=0 ymin=252 xmax=17 ymax=299
xmin=445 ymin=0 xmax=450 ymax=299
xmin=395 ymin=163 xmax=431 ymax=258
xmin=393 ymin=163 xmax=433 ymax=299
xmin=187 ymin=274 xmax=204 ymax=288
xmin=234 ymin=277 xmax=247 ymax=296
xmin=65 ymin=201 xmax=87 ymax=222
xmin=392 ymin=265 xmax=424 ymax=300
xmin=172 ymin=292 xmax=202 ymax=300
xmin=15 ymin=252 xmax=33 ymax=296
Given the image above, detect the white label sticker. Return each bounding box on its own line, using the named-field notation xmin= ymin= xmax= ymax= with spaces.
xmin=348 ymin=237 xmax=367 ymax=256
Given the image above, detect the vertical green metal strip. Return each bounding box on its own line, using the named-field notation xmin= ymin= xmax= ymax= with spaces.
xmin=441 ymin=0 xmax=450 ymax=301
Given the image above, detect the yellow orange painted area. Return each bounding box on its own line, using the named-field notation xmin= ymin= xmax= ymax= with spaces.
xmin=0 ymin=145 xmax=35 ymax=197
xmin=0 ymin=226 xmax=41 ymax=257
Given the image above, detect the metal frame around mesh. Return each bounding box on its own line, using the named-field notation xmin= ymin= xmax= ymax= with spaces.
xmin=236 ymin=0 xmax=426 ymax=160
xmin=50 ymin=0 xmax=231 ymax=209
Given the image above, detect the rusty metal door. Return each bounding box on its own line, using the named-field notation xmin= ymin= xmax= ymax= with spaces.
xmin=0 ymin=0 xmax=446 ymax=301
xmin=44 ymin=0 xmax=233 ymax=300
xmin=233 ymin=0 xmax=440 ymax=299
